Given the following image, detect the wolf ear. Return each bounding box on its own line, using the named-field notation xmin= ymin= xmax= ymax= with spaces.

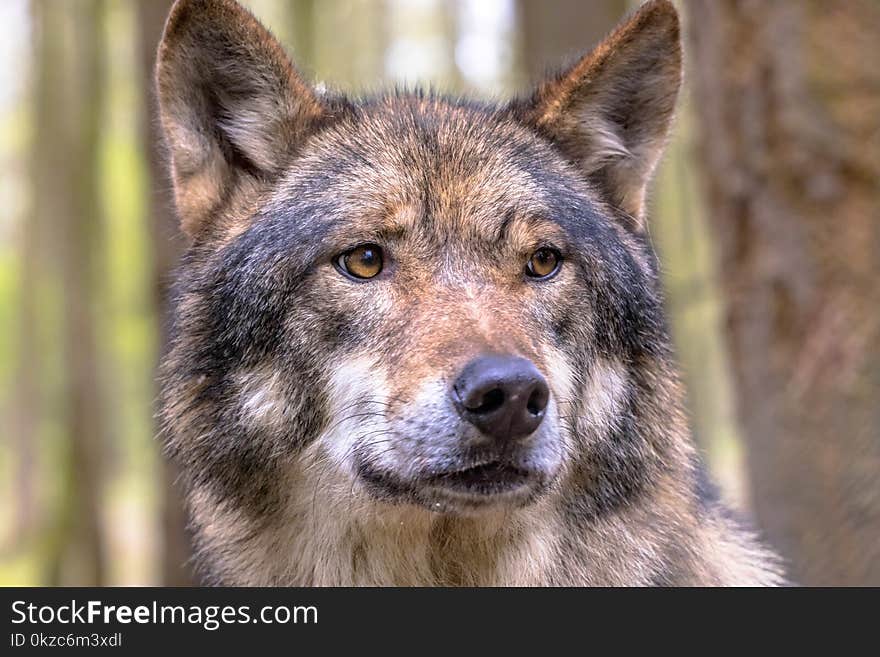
xmin=156 ymin=0 xmax=325 ymax=237
xmin=516 ymin=0 xmax=682 ymax=229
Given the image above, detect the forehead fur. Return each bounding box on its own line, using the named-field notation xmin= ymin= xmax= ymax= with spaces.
xmin=237 ymin=93 xmax=623 ymax=254
xmin=287 ymin=94 xmax=567 ymax=202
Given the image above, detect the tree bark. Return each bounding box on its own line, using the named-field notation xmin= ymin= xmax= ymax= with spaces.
xmin=686 ymin=0 xmax=880 ymax=585
xmin=66 ymin=0 xmax=108 ymax=586
xmin=12 ymin=55 xmax=42 ymax=549
xmin=33 ymin=0 xmax=108 ymax=586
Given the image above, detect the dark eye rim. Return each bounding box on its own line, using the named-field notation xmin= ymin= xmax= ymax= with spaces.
xmin=333 ymin=243 xmax=385 ymax=281
xmin=525 ymin=247 xmax=563 ymax=280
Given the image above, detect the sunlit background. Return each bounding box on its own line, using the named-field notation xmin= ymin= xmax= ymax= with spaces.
xmin=1 ymin=0 xmax=877 ymax=586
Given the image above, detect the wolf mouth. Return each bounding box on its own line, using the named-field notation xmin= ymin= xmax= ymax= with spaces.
xmin=428 ymin=461 xmax=537 ymax=495
xmin=355 ymin=452 xmax=548 ymax=511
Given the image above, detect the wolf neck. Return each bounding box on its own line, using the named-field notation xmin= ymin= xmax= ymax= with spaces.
xmin=209 ymin=460 xmax=690 ymax=587
xmin=271 ymin=476 xmax=566 ymax=586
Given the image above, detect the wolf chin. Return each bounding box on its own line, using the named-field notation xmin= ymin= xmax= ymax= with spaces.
xmin=155 ymin=0 xmax=784 ymax=585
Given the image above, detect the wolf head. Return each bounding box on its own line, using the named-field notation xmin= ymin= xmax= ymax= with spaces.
xmin=157 ymin=0 xmax=684 ymax=561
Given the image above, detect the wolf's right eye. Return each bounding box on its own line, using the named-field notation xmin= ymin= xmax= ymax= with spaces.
xmin=335 ymin=244 xmax=384 ymax=280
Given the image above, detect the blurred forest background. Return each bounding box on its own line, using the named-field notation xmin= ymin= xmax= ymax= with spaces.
xmin=0 ymin=0 xmax=877 ymax=586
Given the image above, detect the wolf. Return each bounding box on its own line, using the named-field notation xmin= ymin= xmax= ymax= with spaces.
xmin=155 ymin=0 xmax=784 ymax=585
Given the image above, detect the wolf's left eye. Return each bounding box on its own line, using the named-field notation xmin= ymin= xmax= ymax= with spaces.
xmin=335 ymin=244 xmax=384 ymax=280
xmin=525 ymin=248 xmax=562 ymax=279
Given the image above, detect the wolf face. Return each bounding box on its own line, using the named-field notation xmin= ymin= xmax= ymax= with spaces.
xmin=157 ymin=0 xmax=783 ymax=585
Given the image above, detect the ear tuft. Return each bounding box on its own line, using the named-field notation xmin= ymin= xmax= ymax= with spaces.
xmin=156 ymin=0 xmax=325 ymax=237
xmin=515 ymin=0 xmax=682 ymax=228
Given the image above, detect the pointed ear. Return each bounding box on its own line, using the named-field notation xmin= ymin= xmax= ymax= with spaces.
xmin=156 ymin=0 xmax=325 ymax=237
xmin=515 ymin=0 xmax=682 ymax=229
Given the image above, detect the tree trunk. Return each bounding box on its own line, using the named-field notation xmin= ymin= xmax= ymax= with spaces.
xmin=12 ymin=71 xmax=42 ymax=548
xmin=137 ymin=0 xmax=195 ymax=586
xmin=686 ymin=0 xmax=880 ymax=585
xmin=34 ymin=0 xmax=108 ymax=586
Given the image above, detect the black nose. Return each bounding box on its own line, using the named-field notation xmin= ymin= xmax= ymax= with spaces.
xmin=452 ymin=355 xmax=550 ymax=443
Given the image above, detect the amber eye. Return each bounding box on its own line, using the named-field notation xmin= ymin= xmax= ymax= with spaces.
xmin=336 ymin=244 xmax=384 ymax=280
xmin=525 ymin=247 xmax=562 ymax=279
